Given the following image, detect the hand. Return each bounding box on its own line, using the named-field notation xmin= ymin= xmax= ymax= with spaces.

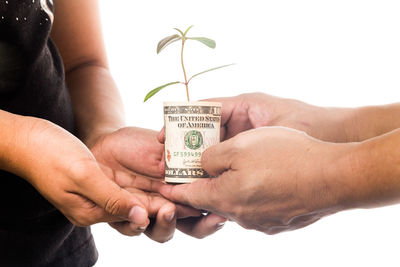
xmin=160 ymin=127 xmax=350 ymax=234
xmin=91 ymin=127 xmax=226 ymax=241
xmin=206 ymin=93 xmax=351 ymax=142
xmin=7 ymin=117 xmax=151 ymax=230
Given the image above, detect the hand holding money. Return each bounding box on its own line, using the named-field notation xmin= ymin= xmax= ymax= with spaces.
xmin=159 ymin=126 xmax=357 ymax=234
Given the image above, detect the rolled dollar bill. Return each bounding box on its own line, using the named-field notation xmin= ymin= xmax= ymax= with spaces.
xmin=164 ymin=101 xmax=221 ymax=183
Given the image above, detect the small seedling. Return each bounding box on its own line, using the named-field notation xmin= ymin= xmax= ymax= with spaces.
xmin=144 ymin=25 xmax=233 ymax=102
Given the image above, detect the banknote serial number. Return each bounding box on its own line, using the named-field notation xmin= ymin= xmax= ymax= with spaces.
xmin=173 ymin=151 xmax=202 ymax=157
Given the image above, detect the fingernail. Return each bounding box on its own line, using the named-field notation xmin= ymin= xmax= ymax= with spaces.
xmin=129 ymin=206 xmax=147 ymax=225
xmin=164 ymin=211 xmax=176 ymax=223
xmin=138 ymin=226 xmax=147 ymax=231
xmin=216 ymin=222 xmax=225 ymax=230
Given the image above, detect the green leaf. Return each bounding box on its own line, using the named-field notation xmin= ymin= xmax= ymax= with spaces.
xmin=187 ymin=37 xmax=216 ymax=49
xmin=144 ymin=81 xmax=181 ymax=102
xmin=173 ymin=28 xmax=184 ymax=36
xmin=188 ymin=64 xmax=235 ymax=82
xmin=157 ymin=34 xmax=181 ymax=54
xmin=183 ymin=25 xmax=194 ymax=36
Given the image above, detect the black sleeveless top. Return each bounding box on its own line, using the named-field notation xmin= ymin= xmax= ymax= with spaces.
xmin=0 ymin=1 xmax=98 ymax=266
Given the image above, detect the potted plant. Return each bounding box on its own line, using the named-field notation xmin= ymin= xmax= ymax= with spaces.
xmin=144 ymin=26 xmax=233 ymax=183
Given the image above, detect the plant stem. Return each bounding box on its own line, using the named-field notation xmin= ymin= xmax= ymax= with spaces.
xmin=180 ymin=37 xmax=190 ymax=102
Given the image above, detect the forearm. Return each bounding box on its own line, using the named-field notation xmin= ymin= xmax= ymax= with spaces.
xmin=0 ymin=110 xmax=19 ymax=173
xmin=66 ymin=65 xmax=125 ymax=147
xmin=0 ymin=110 xmax=50 ymax=178
xmin=291 ymin=101 xmax=400 ymax=143
xmin=347 ymin=103 xmax=400 ymax=142
xmin=332 ymin=128 xmax=400 ymax=210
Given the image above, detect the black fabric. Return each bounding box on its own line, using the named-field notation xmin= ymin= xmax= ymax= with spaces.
xmin=0 ymin=1 xmax=98 ymax=266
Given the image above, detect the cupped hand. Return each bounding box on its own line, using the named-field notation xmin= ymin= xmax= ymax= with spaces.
xmin=91 ymin=127 xmax=226 ymax=241
xmin=13 ymin=118 xmax=150 ymax=230
xmin=160 ymin=126 xmax=349 ymax=234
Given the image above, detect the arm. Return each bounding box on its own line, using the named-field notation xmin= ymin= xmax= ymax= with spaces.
xmin=51 ymin=0 xmax=124 ymax=147
xmin=51 ymin=0 xmax=225 ymax=240
xmin=348 ymin=103 xmax=400 ymax=142
xmin=0 ymin=109 xmax=149 ymax=228
xmin=206 ymin=93 xmax=400 ymax=143
xmin=160 ymin=127 xmax=400 ymax=234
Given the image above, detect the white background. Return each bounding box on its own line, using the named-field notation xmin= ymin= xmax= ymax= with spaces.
xmin=93 ymin=1 xmax=400 ymax=266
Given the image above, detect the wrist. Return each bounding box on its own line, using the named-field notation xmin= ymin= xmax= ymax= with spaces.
xmin=0 ymin=110 xmax=19 ymax=171
xmin=83 ymin=124 xmax=123 ymax=149
xmin=351 ymin=104 xmax=400 ymax=142
xmin=321 ymin=141 xmax=363 ymax=211
xmin=319 ymin=107 xmax=358 ymax=142
xmin=305 ymin=141 xmax=357 ymax=214
xmin=0 ymin=112 xmax=48 ymax=178
xmin=325 ymin=129 xmax=400 ymax=211
xmin=281 ymin=98 xmax=354 ymax=142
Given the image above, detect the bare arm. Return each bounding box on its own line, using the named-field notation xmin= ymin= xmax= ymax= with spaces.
xmin=50 ymin=0 xmax=226 ymax=240
xmin=205 ymin=93 xmax=400 ymax=143
xmin=51 ymin=0 xmax=124 ymax=147
xmin=160 ymin=126 xmax=400 ymax=234
xmin=347 ymin=103 xmax=400 ymax=142
xmin=0 ymin=109 xmax=149 ymax=228
xmin=340 ymin=128 xmax=400 ymax=209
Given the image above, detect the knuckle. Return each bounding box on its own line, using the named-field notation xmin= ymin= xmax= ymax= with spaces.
xmin=238 ymin=221 xmax=253 ymax=230
xmin=238 ymin=92 xmax=252 ymax=99
xmin=104 ymin=196 xmax=123 ymax=216
xmin=265 ymin=229 xmax=277 ymax=235
xmin=229 ymin=136 xmax=246 ymax=153
xmin=207 ymin=180 xmax=225 ymax=210
xmin=124 ymin=224 xmax=144 ymax=237
xmin=200 ymin=150 xmax=211 ymax=167
xmin=126 ymin=231 xmax=142 ymax=237
xmin=265 ymin=226 xmax=284 ymax=235
xmin=155 ymin=235 xmax=174 ymax=244
xmin=68 ymin=159 xmax=96 ymax=185
xmin=193 ymin=233 xmax=207 ymax=240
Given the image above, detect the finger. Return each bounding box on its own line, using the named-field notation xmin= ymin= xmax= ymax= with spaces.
xmin=107 ymin=190 xmax=177 ymax=238
xmin=220 ymin=126 xmax=227 ymax=142
xmin=177 ymin=213 xmax=227 ymax=239
xmin=77 ymin=165 xmax=150 ymax=228
xmin=159 ymin=178 xmax=220 ymax=211
xmin=201 ymin=140 xmax=233 ymax=176
xmin=176 ymin=204 xmax=202 ymax=218
xmin=109 ymin=221 xmax=147 ymax=236
xmin=157 ymin=127 xmax=165 ymax=144
xmin=113 ymin=127 xmax=164 ymax=178
xmin=202 ymin=96 xmax=236 ymax=127
xmin=132 ymin=190 xmax=177 ymax=243
xmin=159 ymin=151 xmax=165 ymax=175
xmin=145 ymin=202 xmax=176 ymax=243
xmin=114 ymin=171 xmax=165 ymax=193
xmin=205 ymin=96 xmax=256 ymax=140
xmin=62 ymin=192 xmax=124 ymax=226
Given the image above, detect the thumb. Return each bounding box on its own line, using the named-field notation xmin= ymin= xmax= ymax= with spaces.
xmin=157 ymin=127 xmax=165 ymax=144
xmin=202 ymin=96 xmax=236 ymax=127
xmin=80 ymin=168 xmax=150 ymax=226
xmin=159 ymin=178 xmax=220 ymax=212
xmin=201 ymin=139 xmax=233 ymax=176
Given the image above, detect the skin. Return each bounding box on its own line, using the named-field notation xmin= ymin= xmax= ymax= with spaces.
xmin=0 ymin=0 xmax=225 ymax=246
xmin=204 ymin=93 xmax=400 ymax=143
xmin=159 ymin=93 xmax=400 ymax=234
xmin=52 ymin=0 xmax=225 ymax=241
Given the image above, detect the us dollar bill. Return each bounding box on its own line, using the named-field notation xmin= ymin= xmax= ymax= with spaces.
xmin=164 ymin=102 xmax=221 ymax=183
